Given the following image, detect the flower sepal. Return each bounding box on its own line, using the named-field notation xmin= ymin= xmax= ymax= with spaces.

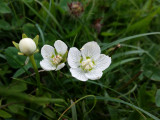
xmin=34 ymin=49 xmax=39 ymax=54
xmin=33 ymin=35 xmax=39 ymax=47
xmin=22 ymin=33 xmax=28 ymax=39
xmin=12 ymin=41 xmax=19 ymax=50
xmin=18 ymin=52 xmax=24 ymax=56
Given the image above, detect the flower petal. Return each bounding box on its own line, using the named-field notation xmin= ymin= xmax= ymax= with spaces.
xmin=81 ymin=41 xmax=100 ymax=60
xmin=40 ymin=59 xmax=56 ymax=71
xmin=54 ymin=40 xmax=68 ymax=55
xmin=70 ymin=68 xmax=88 ymax=81
xmin=67 ymin=47 xmax=81 ymax=68
xmin=56 ymin=63 xmax=65 ymax=71
xmin=85 ymin=69 xmax=103 ymax=80
xmin=95 ymin=54 xmax=111 ymax=71
xmin=41 ymin=45 xmax=55 ymax=59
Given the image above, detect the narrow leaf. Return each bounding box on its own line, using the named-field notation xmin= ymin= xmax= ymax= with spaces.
xmin=96 ymin=96 xmax=160 ymax=120
xmin=0 ymin=110 xmax=12 ymax=118
xmin=71 ymin=100 xmax=78 ymax=120
xmin=101 ymin=32 xmax=160 ymax=51
xmin=156 ymin=89 xmax=160 ymax=107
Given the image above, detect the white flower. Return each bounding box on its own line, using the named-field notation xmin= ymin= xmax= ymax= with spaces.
xmin=19 ymin=38 xmax=36 ymax=56
xmin=67 ymin=41 xmax=111 ymax=81
xmin=40 ymin=40 xmax=68 ymax=71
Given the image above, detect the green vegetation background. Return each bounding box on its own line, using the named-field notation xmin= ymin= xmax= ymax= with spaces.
xmin=0 ymin=0 xmax=160 ymax=120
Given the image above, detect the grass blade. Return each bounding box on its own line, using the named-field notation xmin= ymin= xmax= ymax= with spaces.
xmin=96 ymin=96 xmax=160 ymax=120
xmin=102 ymin=32 xmax=160 ymax=51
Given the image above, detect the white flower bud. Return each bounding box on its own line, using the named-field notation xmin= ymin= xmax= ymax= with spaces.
xmin=19 ymin=38 xmax=36 ymax=56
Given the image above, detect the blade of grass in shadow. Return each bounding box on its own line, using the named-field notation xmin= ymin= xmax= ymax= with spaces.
xmin=71 ymin=100 xmax=78 ymax=120
xmin=96 ymin=96 xmax=160 ymax=120
xmin=21 ymin=105 xmax=51 ymax=120
xmin=58 ymin=95 xmax=96 ymax=120
xmin=104 ymin=57 xmax=140 ymax=73
xmin=86 ymin=0 xmax=95 ymax=21
xmin=0 ymin=87 xmax=67 ymax=105
xmin=12 ymin=77 xmax=63 ymax=98
xmin=101 ymin=32 xmax=160 ymax=51
xmin=36 ymin=24 xmax=45 ymax=45
xmin=0 ymin=53 xmax=6 ymax=59
xmin=35 ymin=0 xmax=64 ymax=34
xmin=22 ymin=0 xmax=63 ymax=39
xmin=120 ymin=44 xmax=158 ymax=64
xmin=5 ymin=52 xmax=33 ymax=81
xmin=112 ymin=50 xmax=145 ymax=59
xmin=42 ymin=0 xmax=52 ymax=31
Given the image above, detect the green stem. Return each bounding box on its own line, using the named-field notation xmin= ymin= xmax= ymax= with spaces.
xmin=29 ymin=55 xmax=41 ymax=91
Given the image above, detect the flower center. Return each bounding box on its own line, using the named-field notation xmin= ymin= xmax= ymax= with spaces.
xmin=81 ymin=59 xmax=94 ymax=71
xmin=52 ymin=55 xmax=62 ymax=65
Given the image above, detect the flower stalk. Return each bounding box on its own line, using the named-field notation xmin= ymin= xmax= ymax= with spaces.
xmin=29 ymin=55 xmax=41 ymax=91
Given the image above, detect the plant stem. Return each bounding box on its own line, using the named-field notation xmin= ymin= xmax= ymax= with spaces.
xmin=117 ymin=71 xmax=142 ymax=91
xmin=29 ymin=55 xmax=41 ymax=91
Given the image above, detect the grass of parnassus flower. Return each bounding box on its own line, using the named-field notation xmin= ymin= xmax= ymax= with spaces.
xmin=0 ymin=0 xmax=160 ymax=120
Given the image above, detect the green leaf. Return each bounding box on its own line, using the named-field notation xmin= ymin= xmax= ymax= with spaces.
xmin=142 ymin=44 xmax=159 ymax=65
xmin=33 ymin=35 xmax=39 ymax=46
xmin=35 ymin=24 xmax=45 ymax=45
xmin=104 ymin=57 xmax=140 ymax=73
xmin=143 ymin=65 xmax=160 ymax=81
xmin=0 ymin=19 xmax=11 ymax=30
xmin=65 ymin=26 xmax=82 ymax=38
xmin=9 ymin=82 xmax=27 ymax=92
xmin=101 ymin=32 xmax=115 ymax=37
xmin=142 ymin=0 xmax=152 ymax=11
xmin=108 ymin=106 xmax=118 ymax=120
xmin=22 ymin=23 xmax=39 ymax=37
xmin=82 ymin=101 xmax=89 ymax=120
xmin=43 ymin=108 xmax=56 ymax=118
xmin=13 ymin=53 xmax=42 ymax=78
xmin=5 ymin=47 xmax=26 ymax=69
xmin=128 ymin=111 xmax=141 ymax=120
xmin=127 ymin=7 xmax=160 ymax=33
xmin=96 ymin=96 xmax=160 ymax=120
xmin=0 ymin=2 xmax=11 ymax=14
xmin=7 ymin=99 xmax=25 ymax=116
xmin=22 ymin=0 xmax=33 ymax=3
xmin=13 ymin=63 xmax=31 ymax=78
xmin=112 ymin=50 xmax=145 ymax=59
xmin=59 ymin=0 xmax=72 ymax=10
xmin=0 ymin=53 xmax=6 ymax=60
xmin=155 ymin=89 xmax=160 ymax=107
xmin=12 ymin=17 xmax=25 ymax=27
xmin=138 ymin=83 xmax=156 ymax=109
xmin=71 ymin=100 xmax=77 ymax=120
xmin=0 ymin=87 xmax=66 ymax=105
xmin=0 ymin=110 xmax=12 ymax=118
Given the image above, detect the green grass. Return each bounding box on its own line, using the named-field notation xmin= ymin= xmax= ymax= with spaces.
xmin=0 ymin=0 xmax=160 ymax=119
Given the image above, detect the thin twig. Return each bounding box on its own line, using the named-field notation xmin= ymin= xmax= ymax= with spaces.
xmin=22 ymin=70 xmax=45 ymax=79
xmin=117 ymin=71 xmax=142 ymax=91
xmin=109 ymin=44 xmax=121 ymax=57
